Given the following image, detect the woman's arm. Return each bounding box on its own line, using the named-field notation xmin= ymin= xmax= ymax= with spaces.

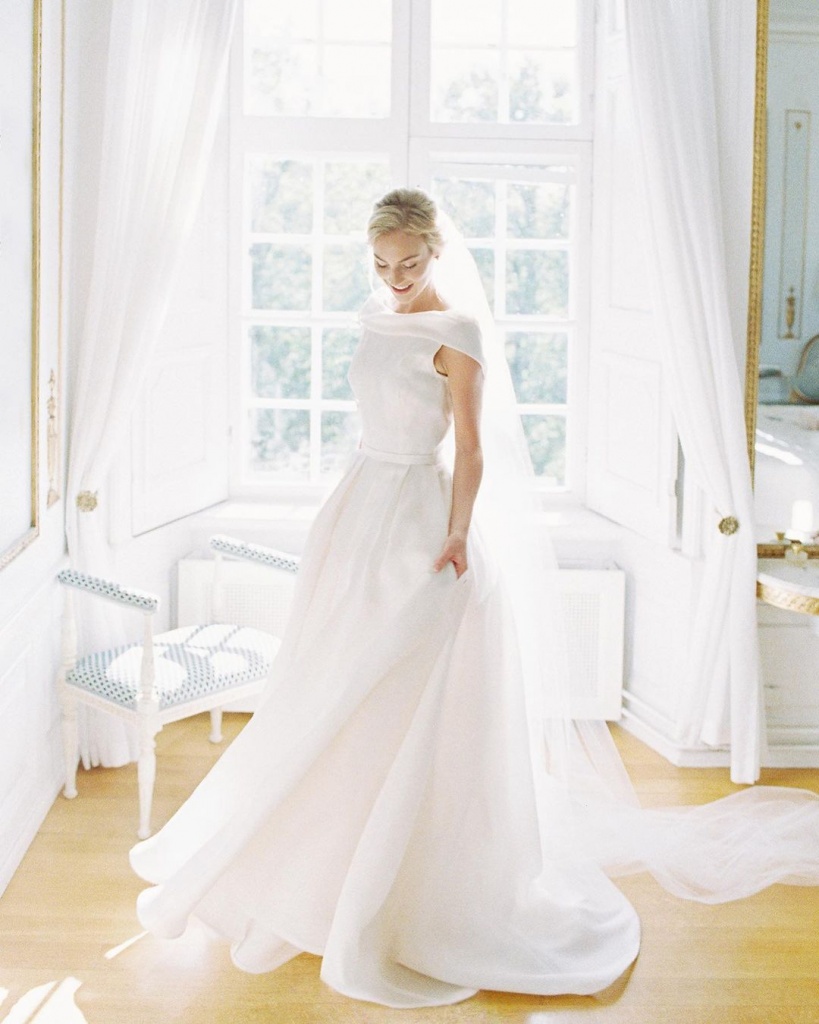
xmin=432 ymin=346 xmax=484 ymax=578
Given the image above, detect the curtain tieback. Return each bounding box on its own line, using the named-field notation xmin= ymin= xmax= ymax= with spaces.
xmin=76 ymin=491 xmax=99 ymax=512
xmin=718 ymin=515 xmax=739 ymax=536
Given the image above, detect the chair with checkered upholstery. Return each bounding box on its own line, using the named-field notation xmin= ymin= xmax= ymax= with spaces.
xmin=57 ymin=535 xmax=299 ymax=838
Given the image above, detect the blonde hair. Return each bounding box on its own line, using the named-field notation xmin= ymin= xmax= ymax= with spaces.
xmin=367 ymin=188 xmax=445 ymax=254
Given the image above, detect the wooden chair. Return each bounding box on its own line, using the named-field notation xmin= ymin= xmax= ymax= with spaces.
xmin=57 ymin=534 xmax=299 ymax=838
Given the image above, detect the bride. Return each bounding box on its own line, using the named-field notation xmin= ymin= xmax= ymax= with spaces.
xmin=130 ymin=188 xmax=819 ymax=1009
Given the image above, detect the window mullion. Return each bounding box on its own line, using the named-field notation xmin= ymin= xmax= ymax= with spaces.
xmin=496 ymin=178 xmax=507 ymax=319
xmin=499 ymin=0 xmax=510 ymax=124
xmin=311 ymin=164 xmax=326 ymax=482
xmin=310 ymin=327 xmax=323 ymax=482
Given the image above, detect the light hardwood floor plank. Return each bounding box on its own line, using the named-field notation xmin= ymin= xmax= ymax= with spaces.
xmin=1 ymin=715 xmax=818 ymax=1024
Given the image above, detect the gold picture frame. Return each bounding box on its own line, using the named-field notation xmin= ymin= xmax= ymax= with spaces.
xmin=745 ymin=0 xmax=768 ymax=479
xmin=0 ymin=0 xmax=42 ymax=572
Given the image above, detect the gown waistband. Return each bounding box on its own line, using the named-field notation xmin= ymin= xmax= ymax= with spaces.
xmin=360 ymin=443 xmax=441 ymax=465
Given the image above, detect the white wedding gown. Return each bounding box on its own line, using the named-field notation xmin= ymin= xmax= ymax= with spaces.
xmin=130 ymin=293 xmax=642 ymax=1007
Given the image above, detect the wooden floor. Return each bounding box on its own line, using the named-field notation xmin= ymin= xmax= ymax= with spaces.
xmin=1 ymin=716 xmax=819 ymax=1024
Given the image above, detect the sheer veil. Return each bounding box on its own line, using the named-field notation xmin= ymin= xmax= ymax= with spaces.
xmin=433 ymin=207 xmax=819 ymax=903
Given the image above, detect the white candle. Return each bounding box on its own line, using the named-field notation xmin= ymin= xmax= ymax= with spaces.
xmin=791 ymin=499 xmax=814 ymax=534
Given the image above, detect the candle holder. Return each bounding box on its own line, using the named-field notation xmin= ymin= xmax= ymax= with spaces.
xmin=785 ymin=540 xmax=809 ymax=566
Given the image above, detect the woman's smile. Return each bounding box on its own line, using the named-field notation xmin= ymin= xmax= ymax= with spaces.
xmin=372 ymin=229 xmax=441 ymax=312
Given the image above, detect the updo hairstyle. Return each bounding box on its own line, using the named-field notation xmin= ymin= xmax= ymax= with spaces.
xmin=366 ymin=188 xmax=445 ymax=254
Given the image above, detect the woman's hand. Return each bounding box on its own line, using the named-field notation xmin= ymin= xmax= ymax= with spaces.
xmin=433 ymin=532 xmax=469 ymax=578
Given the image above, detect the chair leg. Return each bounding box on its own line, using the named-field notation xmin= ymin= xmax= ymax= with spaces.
xmin=137 ymin=721 xmax=158 ymax=840
xmin=61 ymin=688 xmax=79 ymax=800
xmin=209 ymin=708 xmax=223 ymax=743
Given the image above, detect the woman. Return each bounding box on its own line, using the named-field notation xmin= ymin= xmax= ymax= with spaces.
xmin=131 ymin=189 xmax=819 ymax=1008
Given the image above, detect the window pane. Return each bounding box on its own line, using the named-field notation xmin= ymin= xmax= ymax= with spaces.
xmin=431 ymin=49 xmax=499 ymax=123
xmin=505 ymin=332 xmax=567 ymax=404
xmin=323 ymin=243 xmax=369 ymax=312
xmin=249 ymin=409 xmax=310 ymax=480
xmin=247 ymin=42 xmax=316 ymax=117
xmin=470 ymin=248 xmax=495 ymax=312
xmin=507 ymin=180 xmax=570 ymax=240
xmin=250 ymin=244 xmax=311 ymax=310
xmin=431 ymin=0 xmax=501 ymax=45
xmin=508 ymin=51 xmax=576 ymax=125
xmin=248 ymin=159 xmax=313 ymax=234
xmin=324 ymin=162 xmax=391 ymax=235
xmin=245 ymin=0 xmax=315 ymax=38
xmin=521 ymin=414 xmax=566 ymax=486
xmin=322 ymin=329 xmax=359 ymax=400
xmin=245 ymin=2 xmax=391 ymax=118
xmin=321 ymin=411 xmax=361 ymax=476
xmin=507 ymin=0 xmax=577 ymax=47
xmin=506 ymin=250 xmax=568 ymax=316
xmin=432 ymin=178 xmax=495 ymax=238
xmin=250 ymin=326 xmax=311 ymax=399
xmin=324 ymin=0 xmax=390 ymax=41
xmin=321 ymin=46 xmax=391 ymax=118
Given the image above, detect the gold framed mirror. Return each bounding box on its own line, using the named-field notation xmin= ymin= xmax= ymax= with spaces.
xmin=748 ymin=0 xmax=819 ymax=559
xmin=0 ymin=0 xmax=42 ymax=572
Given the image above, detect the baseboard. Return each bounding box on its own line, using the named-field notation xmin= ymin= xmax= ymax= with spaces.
xmin=0 ymin=773 xmax=63 ymax=896
xmin=619 ymin=702 xmax=732 ymax=768
xmin=621 ymin=695 xmax=819 ymax=770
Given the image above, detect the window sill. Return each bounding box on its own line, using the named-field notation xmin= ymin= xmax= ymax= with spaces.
xmin=188 ymin=497 xmax=625 ymax=568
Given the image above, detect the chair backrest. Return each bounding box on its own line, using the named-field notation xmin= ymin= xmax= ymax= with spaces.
xmin=57 ymin=568 xmax=159 ymax=702
xmin=209 ymin=535 xmax=300 ymax=574
xmin=57 ymin=568 xmax=160 ymax=613
xmin=208 ymin=535 xmax=299 ymax=626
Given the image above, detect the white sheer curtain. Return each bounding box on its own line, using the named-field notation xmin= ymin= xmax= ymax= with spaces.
xmin=624 ymin=0 xmax=762 ymax=782
xmin=66 ymin=0 xmax=238 ymax=767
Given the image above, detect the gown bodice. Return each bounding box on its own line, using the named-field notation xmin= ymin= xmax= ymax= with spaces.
xmin=351 ymin=291 xmax=485 ymax=461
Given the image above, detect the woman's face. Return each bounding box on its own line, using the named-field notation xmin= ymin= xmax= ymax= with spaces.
xmin=372 ymin=229 xmax=438 ymax=311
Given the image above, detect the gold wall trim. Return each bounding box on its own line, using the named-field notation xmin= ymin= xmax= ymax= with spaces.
xmin=746 ymin=0 xmax=769 ymax=481
xmin=758 ymin=542 xmax=819 ymax=559
xmin=756 ymin=579 xmax=819 ymax=615
xmin=47 ymin=0 xmax=65 ymax=509
xmin=776 ymin=109 xmax=811 ymax=340
xmin=0 ymin=0 xmax=42 ymax=572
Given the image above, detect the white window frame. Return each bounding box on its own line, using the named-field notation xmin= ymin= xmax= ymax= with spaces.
xmin=228 ymin=0 xmax=595 ymax=503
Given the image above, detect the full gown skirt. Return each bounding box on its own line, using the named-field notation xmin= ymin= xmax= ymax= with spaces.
xmin=131 ymin=299 xmax=642 ymax=1007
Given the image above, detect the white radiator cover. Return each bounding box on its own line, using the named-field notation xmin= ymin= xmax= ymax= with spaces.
xmin=178 ymin=560 xmax=625 ymax=720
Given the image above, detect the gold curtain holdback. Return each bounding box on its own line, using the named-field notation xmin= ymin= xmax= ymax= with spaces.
xmin=76 ymin=491 xmax=99 ymax=513
xmin=718 ymin=515 xmax=739 ymax=536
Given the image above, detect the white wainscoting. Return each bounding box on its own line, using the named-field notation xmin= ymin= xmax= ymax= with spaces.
xmin=0 ymin=577 xmax=64 ymax=895
xmin=757 ymin=600 xmax=819 ymax=768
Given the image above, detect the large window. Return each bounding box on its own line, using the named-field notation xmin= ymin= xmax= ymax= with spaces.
xmin=232 ymin=0 xmax=593 ymax=495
